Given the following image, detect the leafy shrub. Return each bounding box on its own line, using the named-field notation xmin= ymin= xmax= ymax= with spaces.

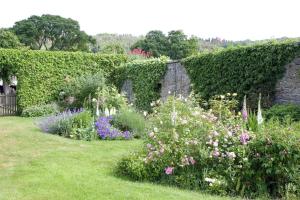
xmin=182 ymin=40 xmax=300 ymax=108
xmin=21 ymin=103 xmax=59 ymax=117
xmin=59 ymin=73 xmax=106 ymax=108
xmin=113 ymin=107 xmax=146 ymax=138
xmin=248 ymin=119 xmax=300 ymax=198
xmin=37 ymin=109 xmax=95 ymax=141
xmin=116 ymin=96 xmax=300 ymax=198
xmin=265 ymin=104 xmax=300 ymax=122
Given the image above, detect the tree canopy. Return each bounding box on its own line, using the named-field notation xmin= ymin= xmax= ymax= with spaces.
xmin=11 ymin=14 xmax=95 ymax=52
xmin=131 ymin=30 xmax=198 ymax=59
xmin=0 ymin=29 xmax=24 ymax=49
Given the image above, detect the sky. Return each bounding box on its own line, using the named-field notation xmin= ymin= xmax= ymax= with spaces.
xmin=0 ymin=0 xmax=299 ymax=41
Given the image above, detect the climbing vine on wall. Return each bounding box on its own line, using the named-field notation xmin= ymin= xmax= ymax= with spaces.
xmin=119 ymin=57 xmax=168 ymax=111
xmin=0 ymin=49 xmax=127 ymax=111
xmin=182 ymin=40 xmax=300 ymax=108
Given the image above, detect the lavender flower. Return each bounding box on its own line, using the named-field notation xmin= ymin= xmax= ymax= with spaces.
xmin=95 ymin=116 xmax=132 ymax=140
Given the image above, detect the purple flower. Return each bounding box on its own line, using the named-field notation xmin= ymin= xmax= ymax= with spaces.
xmin=165 ymin=166 xmax=174 ymax=175
xmin=95 ymin=116 xmax=132 ymax=140
xmin=240 ymin=132 xmax=250 ymax=145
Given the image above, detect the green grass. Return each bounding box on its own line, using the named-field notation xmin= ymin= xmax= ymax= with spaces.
xmin=0 ymin=117 xmax=237 ymax=200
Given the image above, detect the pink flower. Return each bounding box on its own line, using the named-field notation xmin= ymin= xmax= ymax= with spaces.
xmin=242 ymin=95 xmax=248 ymax=121
xmin=213 ymin=150 xmax=220 ymax=157
xmin=165 ymin=166 xmax=174 ymax=175
xmin=240 ymin=132 xmax=250 ymax=145
xmin=189 ymin=157 xmax=196 ymax=165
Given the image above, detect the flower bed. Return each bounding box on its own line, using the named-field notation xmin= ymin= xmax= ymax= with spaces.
xmin=116 ymin=96 xmax=300 ymax=198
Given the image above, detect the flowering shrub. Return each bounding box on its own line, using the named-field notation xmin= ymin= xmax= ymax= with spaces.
xmin=116 ymin=96 xmax=300 ymax=198
xmin=95 ymin=116 xmax=132 ymax=140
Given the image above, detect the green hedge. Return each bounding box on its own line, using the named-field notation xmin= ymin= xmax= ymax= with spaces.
xmin=182 ymin=41 xmax=300 ymax=108
xmin=0 ymin=49 xmax=127 ymax=111
xmin=119 ymin=57 xmax=168 ymax=111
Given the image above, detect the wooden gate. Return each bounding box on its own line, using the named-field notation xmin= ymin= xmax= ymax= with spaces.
xmin=0 ymin=93 xmax=17 ymax=116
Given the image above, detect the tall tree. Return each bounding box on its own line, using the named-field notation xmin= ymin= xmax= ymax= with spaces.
xmin=168 ymin=31 xmax=198 ymax=60
xmin=131 ymin=30 xmax=168 ymax=57
xmin=12 ymin=14 xmax=95 ymax=51
xmin=131 ymin=30 xmax=198 ymax=59
xmin=101 ymin=43 xmax=125 ymax=54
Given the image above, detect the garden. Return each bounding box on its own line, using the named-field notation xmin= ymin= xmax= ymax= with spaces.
xmin=1 ymin=40 xmax=300 ymax=200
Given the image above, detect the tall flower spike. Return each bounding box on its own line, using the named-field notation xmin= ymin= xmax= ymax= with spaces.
xmin=171 ymin=96 xmax=177 ymax=126
xmin=242 ymin=95 xmax=248 ymax=121
xmin=257 ymin=93 xmax=263 ymax=125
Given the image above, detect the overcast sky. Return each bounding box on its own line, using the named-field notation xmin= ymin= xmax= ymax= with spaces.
xmin=0 ymin=0 xmax=299 ymax=41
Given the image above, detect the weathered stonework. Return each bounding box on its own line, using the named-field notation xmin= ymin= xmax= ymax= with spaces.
xmin=275 ymin=57 xmax=300 ymax=104
xmin=160 ymin=61 xmax=191 ymax=101
xmin=121 ymin=79 xmax=134 ymax=103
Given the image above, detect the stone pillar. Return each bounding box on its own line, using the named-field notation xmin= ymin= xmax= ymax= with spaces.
xmin=275 ymin=57 xmax=300 ymax=104
xmin=160 ymin=61 xmax=191 ymax=101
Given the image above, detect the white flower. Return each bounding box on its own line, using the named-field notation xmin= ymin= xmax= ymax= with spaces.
xmin=110 ymin=107 xmax=116 ymax=115
xmin=257 ymin=93 xmax=263 ymax=125
xmin=232 ymin=93 xmax=237 ymax=96
xmin=148 ymin=132 xmax=155 ymax=138
xmin=104 ymin=108 xmax=110 ymax=116
xmin=150 ymin=102 xmax=155 ymax=107
xmin=227 ymin=131 xmax=233 ymax=137
xmin=153 ymin=127 xmax=158 ymax=132
xmin=220 ymin=95 xmax=225 ymax=99
xmin=92 ymin=98 xmax=97 ymax=102
xmin=143 ymin=111 xmax=148 ymax=116
xmin=168 ymin=91 xmax=172 ymax=94
xmin=205 ymin=178 xmax=216 ymax=183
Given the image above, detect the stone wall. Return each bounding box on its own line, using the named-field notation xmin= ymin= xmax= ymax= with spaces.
xmin=121 ymin=58 xmax=300 ymax=105
xmin=275 ymin=57 xmax=300 ymax=104
xmin=160 ymin=61 xmax=191 ymax=101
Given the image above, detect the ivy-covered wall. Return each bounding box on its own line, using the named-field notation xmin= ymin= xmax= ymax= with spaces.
xmin=119 ymin=57 xmax=168 ymax=111
xmin=182 ymin=41 xmax=300 ymax=107
xmin=0 ymin=49 xmax=127 ymax=111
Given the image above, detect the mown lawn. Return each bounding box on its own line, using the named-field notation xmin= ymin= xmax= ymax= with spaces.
xmin=0 ymin=117 xmax=238 ymax=200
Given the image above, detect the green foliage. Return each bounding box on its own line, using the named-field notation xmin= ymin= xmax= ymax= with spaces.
xmin=70 ymin=110 xmax=96 ymax=141
xmin=183 ymin=40 xmax=300 ymax=108
xmin=119 ymin=57 xmax=168 ymax=110
xmin=249 ymin=119 xmax=300 ymax=198
xmin=21 ymin=103 xmax=59 ymax=117
xmin=265 ymin=104 xmax=300 ymax=122
xmin=131 ymin=30 xmax=168 ymax=57
xmin=59 ymin=73 xmax=106 ymax=108
xmin=132 ymin=30 xmax=198 ymax=59
xmin=0 ymin=29 xmax=24 ymax=49
xmin=94 ymin=33 xmax=142 ymax=52
xmin=12 ymin=14 xmax=95 ymax=51
xmin=0 ymin=49 xmax=127 ymax=112
xmin=100 ymin=43 xmax=126 ymax=54
xmin=168 ymin=31 xmax=198 ymax=60
xmin=113 ymin=107 xmax=147 ymax=138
